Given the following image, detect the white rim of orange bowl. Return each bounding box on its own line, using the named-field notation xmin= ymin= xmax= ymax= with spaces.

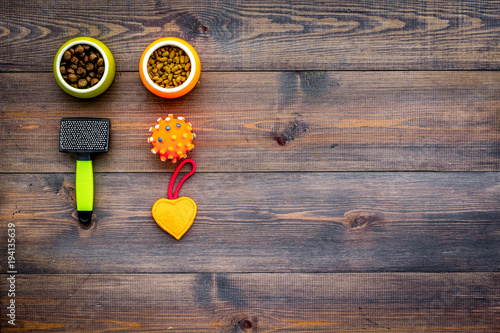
xmin=142 ymin=40 xmax=197 ymax=93
xmin=55 ymin=40 xmax=110 ymax=93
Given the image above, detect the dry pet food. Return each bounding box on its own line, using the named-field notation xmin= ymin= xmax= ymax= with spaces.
xmin=147 ymin=46 xmax=191 ymax=88
xmin=60 ymin=44 xmax=105 ymax=89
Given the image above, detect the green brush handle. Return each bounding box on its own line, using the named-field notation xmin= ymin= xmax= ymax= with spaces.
xmin=76 ymin=160 xmax=94 ymax=223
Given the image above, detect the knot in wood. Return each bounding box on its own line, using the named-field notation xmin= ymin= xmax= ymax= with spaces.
xmin=273 ymin=118 xmax=309 ymax=146
xmin=239 ymin=318 xmax=253 ymax=329
xmin=198 ymin=24 xmax=210 ymax=32
xmin=344 ymin=210 xmax=382 ymax=230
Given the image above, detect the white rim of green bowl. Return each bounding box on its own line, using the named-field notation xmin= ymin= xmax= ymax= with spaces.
xmin=55 ymin=40 xmax=111 ymax=94
xmin=142 ymin=40 xmax=197 ymax=93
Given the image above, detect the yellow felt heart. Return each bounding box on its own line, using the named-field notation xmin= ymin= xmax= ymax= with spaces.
xmin=152 ymin=197 xmax=197 ymax=240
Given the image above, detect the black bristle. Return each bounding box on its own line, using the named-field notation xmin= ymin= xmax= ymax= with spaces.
xmin=59 ymin=118 xmax=110 ymax=153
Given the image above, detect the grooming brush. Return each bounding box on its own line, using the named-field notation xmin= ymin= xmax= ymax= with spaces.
xmin=59 ymin=118 xmax=110 ymax=223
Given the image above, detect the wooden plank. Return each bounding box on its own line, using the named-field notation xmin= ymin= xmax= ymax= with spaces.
xmin=1 ymin=172 xmax=498 ymax=274
xmin=1 ymin=0 xmax=499 ymax=71
xmin=1 ymin=273 xmax=499 ymax=331
xmin=1 ymin=71 xmax=498 ymax=172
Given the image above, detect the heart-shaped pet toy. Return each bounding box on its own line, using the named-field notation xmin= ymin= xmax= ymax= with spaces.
xmin=152 ymin=197 xmax=197 ymax=240
xmin=152 ymin=158 xmax=197 ymax=240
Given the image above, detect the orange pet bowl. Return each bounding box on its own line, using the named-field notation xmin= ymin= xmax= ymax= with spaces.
xmin=139 ymin=37 xmax=201 ymax=99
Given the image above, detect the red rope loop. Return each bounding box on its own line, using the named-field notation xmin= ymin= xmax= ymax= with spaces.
xmin=168 ymin=158 xmax=196 ymax=200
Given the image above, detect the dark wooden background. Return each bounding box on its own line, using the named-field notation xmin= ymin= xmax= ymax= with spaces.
xmin=1 ymin=0 xmax=499 ymax=331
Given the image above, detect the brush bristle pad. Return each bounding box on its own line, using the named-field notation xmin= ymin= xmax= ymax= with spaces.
xmin=60 ymin=119 xmax=109 ymax=152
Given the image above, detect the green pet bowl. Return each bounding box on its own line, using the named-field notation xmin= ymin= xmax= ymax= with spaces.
xmin=53 ymin=37 xmax=115 ymax=98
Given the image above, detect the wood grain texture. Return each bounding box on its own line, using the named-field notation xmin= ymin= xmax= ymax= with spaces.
xmin=1 ymin=1 xmax=499 ymax=330
xmin=1 ymin=71 xmax=499 ymax=172
xmin=1 ymin=0 xmax=499 ymax=71
xmin=1 ymin=172 xmax=498 ymax=274
xmin=1 ymin=273 xmax=499 ymax=332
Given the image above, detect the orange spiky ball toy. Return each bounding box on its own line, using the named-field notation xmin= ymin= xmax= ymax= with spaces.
xmin=148 ymin=114 xmax=196 ymax=163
